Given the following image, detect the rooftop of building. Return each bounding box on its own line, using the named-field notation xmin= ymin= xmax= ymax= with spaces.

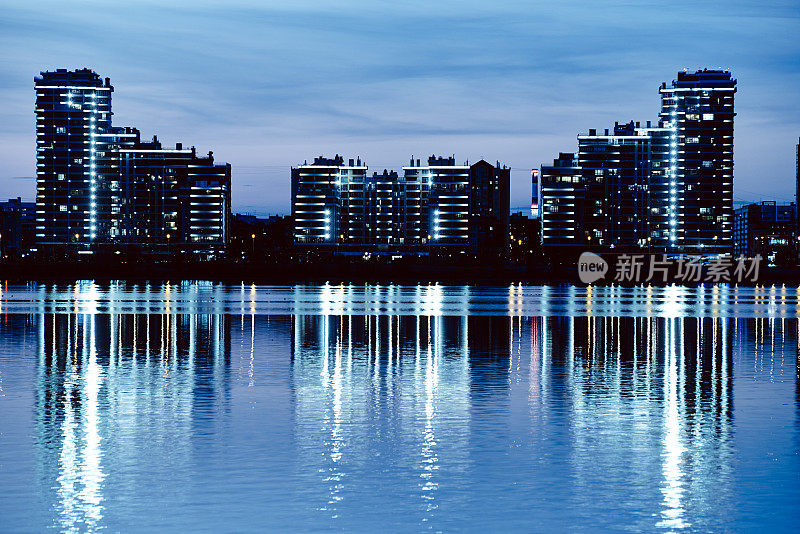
xmin=542 ymin=153 xmax=578 ymax=169
xmin=661 ymin=68 xmax=736 ymax=89
xmin=735 ymin=201 xmax=797 ymax=224
xmin=403 ymin=155 xmax=471 ymax=169
xmin=580 ymin=120 xmax=673 ymax=139
xmin=35 ymin=68 xmax=112 ymax=89
xmin=0 ymin=197 xmax=35 ymax=209
xmin=295 ymin=155 xmax=368 ymax=168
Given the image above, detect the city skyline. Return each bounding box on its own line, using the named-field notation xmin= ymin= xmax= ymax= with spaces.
xmin=1 ymin=1 xmax=799 ymax=216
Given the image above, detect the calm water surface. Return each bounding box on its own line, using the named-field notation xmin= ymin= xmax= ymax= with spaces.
xmin=0 ymin=282 xmax=798 ymax=532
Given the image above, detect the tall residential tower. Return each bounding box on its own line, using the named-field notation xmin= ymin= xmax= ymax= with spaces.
xmin=658 ymin=69 xmax=736 ymax=253
xmin=35 ymin=69 xmax=113 ymax=245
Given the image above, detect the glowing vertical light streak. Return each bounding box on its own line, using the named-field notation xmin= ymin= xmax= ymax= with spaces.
xmin=657 ymin=317 xmax=688 ymax=529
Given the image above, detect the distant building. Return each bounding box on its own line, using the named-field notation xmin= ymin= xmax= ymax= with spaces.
xmin=508 ymin=212 xmax=540 ymax=261
xmin=0 ymin=197 xmax=36 ymax=257
xmin=291 ymin=154 xmax=510 ymax=255
xmin=796 ymin=137 xmax=799 ymax=236
xmin=539 ymin=152 xmax=584 ymax=247
xmin=34 ymin=68 xmax=230 ymax=256
xmin=539 ymin=69 xmax=736 ymax=254
xmin=733 ymin=201 xmax=796 ymax=264
xmin=530 ymin=169 xmax=539 ymax=218
xmin=468 ymin=159 xmax=510 ymax=254
xmin=231 ymin=213 xmax=292 ymax=260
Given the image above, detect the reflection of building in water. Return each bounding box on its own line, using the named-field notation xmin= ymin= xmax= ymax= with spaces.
xmin=734 ymin=316 xmax=800 ymax=432
xmin=467 ymin=315 xmax=512 ymax=405
xmin=35 ymin=312 xmax=230 ymax=532
xmin=533 ymin=316 xmax=734 ymax=530
xmin=290 ymin=314 xmax=509 ymax=526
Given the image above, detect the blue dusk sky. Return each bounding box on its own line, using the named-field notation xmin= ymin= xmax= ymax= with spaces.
xmin=1 ymin=0 xmax=798 ymax=215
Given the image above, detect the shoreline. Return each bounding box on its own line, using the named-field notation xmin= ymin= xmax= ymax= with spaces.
xmin=1 ymin=261 xmax=798 ymax=286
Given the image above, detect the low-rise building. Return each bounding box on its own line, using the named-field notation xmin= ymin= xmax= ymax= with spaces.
xmin=733 ymin=201 xmax=796 ymax=265
xmin=0 ymin=197 xmax=36 ymax=257
xmin=508 ymin=212 xmax=540 ymax=262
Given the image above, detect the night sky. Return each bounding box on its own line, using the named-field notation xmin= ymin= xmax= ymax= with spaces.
xmin=1 ymin=0 xmax=798 ymax=215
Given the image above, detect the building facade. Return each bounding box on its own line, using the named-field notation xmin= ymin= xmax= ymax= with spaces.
xmin=539 ymin=152 xmax=584 ymax=247
xmin=34 ymin=68 xmax=230 ymax=256
xmin=733 ymin=201 xmax=796 ymax=264
xmin=538 ymin=69 xmax=736 ymax=254
xmin=291 ymin=155 xmax=351 ymax=246
xmin=578 ymin=121 xmax=655 ymax=248
xmin=291 ymin=155 xmax=510 ymax=255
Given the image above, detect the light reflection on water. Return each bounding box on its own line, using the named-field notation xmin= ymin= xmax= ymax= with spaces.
xmin=0 ymin=282 xmax=797 ymax=532
xmin=0 ymin=280 xmax=799 ymax=317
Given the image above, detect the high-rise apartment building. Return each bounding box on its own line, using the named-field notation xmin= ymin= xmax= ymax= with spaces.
xmin=35 ymin=69 xmax=113 ymax=244
xmin=291 ymin=154 xmax=509 ymax=254
xmin=658 ymin=69 xmax=736 ymax=253
xmin=539 ymin=69 xmax=736 ymax=254
xmin=577 ymin=121 xmax=653 ymax=248
xmin=291 ymin=155 xmax=351 ymax=246
xmin=414 ymin=156 xmax=470 ymax=246
xmin=34 ymin=68 xmax=230 ymax=255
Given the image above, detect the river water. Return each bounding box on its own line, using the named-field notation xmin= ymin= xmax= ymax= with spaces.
xmin=0 ymin=282 xmax=797 ymax=532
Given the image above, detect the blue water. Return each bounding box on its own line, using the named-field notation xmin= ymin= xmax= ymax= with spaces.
xmin=0 ymin=282 xmax=798 ymax=532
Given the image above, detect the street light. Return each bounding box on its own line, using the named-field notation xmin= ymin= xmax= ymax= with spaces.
xmin=251 ymin=233 xmax=256 ymax=258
